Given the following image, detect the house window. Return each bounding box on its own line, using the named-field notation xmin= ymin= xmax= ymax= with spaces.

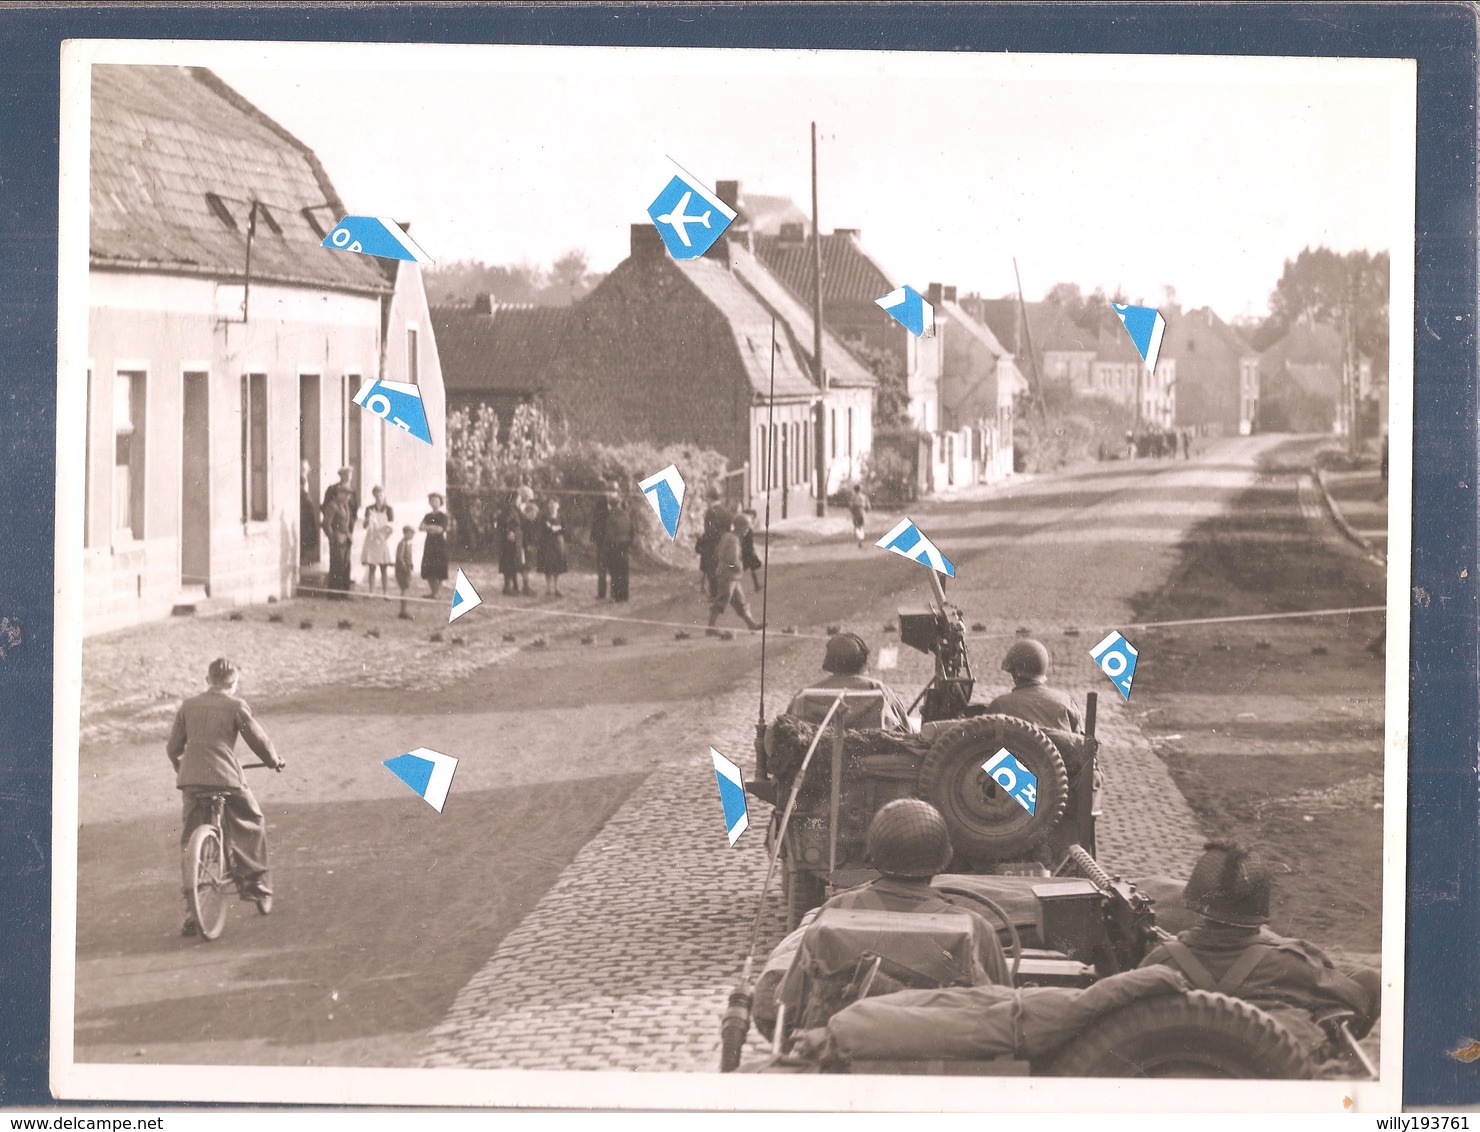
xmin=342 ymin=374 xmax=362 ymax=485
xmin=769 ymin=424 xmax=779 ymax=489
xmin=205 ymin=192 xmax=238 ymax=231
xmin=755 ymin=426 xmax=766 ymax=491
xmin=241 ymin=373 xmax=268 ymax=522
xmin=830 ymin=409 xmax=837 ymax=458
xmin=847 ymin=407 xmax=854 ymax=458
xmin=113 ymin=371 xmax=146 ymax=540
xmin=407 ymin=327 xmax=419 ymax=385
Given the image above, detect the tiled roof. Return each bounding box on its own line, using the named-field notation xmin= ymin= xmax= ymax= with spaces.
xmin=90 ymin=65 xmax=389 ymax=294
xmin=973 ymin=299 xmax=1099 ymax=356
xmin=671 ymin=255 xmax=818 ymax=399
xmin=725 ymin=242 xmax=875 ymax=389
xmin=753 ymin=230 xmax=896 ymax=306
xmin=432 ymin=304 xmax=573 ymax=395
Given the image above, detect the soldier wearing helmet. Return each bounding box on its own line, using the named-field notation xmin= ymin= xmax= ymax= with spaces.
xmin=166 ymin=658 xmax=285 ymax=936
xmin=787 ymin=632 xmax=911 ymax=731
xmin=984 ymin=638 xmax=1083 ymax=733
xmin=1139 ymin=842 xmax=1381 ymax=1042
xmin=798 ymin=800 xmax=1009 ymax=984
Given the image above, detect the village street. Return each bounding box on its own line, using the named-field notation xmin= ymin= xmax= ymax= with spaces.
xmin=71 ymin=435 xmax=1387 ymax=1072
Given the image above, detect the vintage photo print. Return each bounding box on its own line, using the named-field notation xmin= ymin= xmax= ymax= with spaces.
xmin=52 ymin=37 xmax=1415 ymax=1111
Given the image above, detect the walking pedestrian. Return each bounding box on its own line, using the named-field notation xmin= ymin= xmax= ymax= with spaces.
xmin=496 ymin=496 xmax=525 ymax=596
xmin=538 ymin=497 xmax=568 ymax=597
xmin=419 ymin=492 xmax=451 ymax=600
xmin=591 ymin=480 xmax=614 ymax=600
xmin=735 ymin=509 xmax=763 ymax=592
xmin=707 ymin=520 xmax=763 ymax=634
xmin=394 ymin=525 xmax=416 ymax=619
xmin=697 ymin=485 xmax=733 ymax=598
xmin=606 ymin=491 xmax=634 ymax=603
xmin=848 ymin=484 xmax=870 ymax=549
xmin=361 ymin=486 xmax=395 ymax=595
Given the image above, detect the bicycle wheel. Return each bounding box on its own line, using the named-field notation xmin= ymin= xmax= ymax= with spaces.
xmin=186 ymin=825 xmax=229 ymax=941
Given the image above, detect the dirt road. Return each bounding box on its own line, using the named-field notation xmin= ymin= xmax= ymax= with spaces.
xmin=72 ymin=434 xmax=1385 ymax=1070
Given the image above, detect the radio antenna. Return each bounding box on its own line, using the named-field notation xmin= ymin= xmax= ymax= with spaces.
xmin=758 ymin=317 xmax=776 ymax=728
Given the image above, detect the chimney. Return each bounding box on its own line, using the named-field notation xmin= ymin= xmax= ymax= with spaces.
xmin=926 ymin=283 xmax=944 ymax=306
xmin=779 ymin=221 xmax=805 ymax=243
xmin=715 ymin=180 xmax=741 ymax=214
xmin=630 ymin=222 xmax=665 ymax=260
xmin=944 ymin=285 xmax=957 ymax=303
xmin=473 ymin=293 xmax=494 ymax=315
xmin=834 ymin=228 xmax=861 ymax=240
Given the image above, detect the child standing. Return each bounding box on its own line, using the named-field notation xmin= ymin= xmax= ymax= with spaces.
xmin=394 ymin=525 xmax=416 ymax=619
xmin=538 ymin=497 xmax=568 ymax=597
xmin=848 ymin=484 xmax=870 ymax=549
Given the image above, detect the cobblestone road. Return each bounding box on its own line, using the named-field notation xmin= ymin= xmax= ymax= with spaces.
xmin=419 ymin=449 xmax=1256 ymax=1072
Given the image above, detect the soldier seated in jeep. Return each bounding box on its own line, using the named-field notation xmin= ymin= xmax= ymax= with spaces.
xmin=1139 ymin=842 xmax=1381 ymax=1046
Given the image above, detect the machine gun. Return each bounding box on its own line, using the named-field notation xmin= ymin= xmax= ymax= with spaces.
xmin=897 ymin=571 xmax=974 ymax=724
xmin=1037 ymin=844 xmax=1166 ymax=977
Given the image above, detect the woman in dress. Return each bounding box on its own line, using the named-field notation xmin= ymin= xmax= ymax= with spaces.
xmin=538 ymin=497 xmax=568 ymax=597
xmin=419 ymin=492 xmax=451 ymax=599
xmin=361 ymin=486 xmax=395 ymax=594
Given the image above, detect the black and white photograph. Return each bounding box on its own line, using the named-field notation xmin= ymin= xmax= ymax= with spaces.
xmin=51 ymin=39 xmax=1414 ymax=1111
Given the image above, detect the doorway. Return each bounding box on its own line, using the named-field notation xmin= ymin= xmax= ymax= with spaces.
xmin=181 ymin=372 xmax=210 ymax=588
xmin=300 ymin=374 xmax=320 ymax=565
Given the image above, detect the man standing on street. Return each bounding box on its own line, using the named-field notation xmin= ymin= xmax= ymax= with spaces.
xmin=697 ymin=484 xmax=734 ymax=598
xmin=320 ymin=466 xmax=358 ymax=599
xmin=605 ymin=486 xmax=633 ymax=603
xmin=591 ymin=479 xmax=614 ymax=600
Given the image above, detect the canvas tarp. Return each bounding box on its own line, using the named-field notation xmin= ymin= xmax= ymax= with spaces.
xmin=819 ymin=965 xmax=1189 ymax=1062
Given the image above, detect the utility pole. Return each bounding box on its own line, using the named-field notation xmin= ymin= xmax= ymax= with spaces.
xmin=811 ymin=121 xmax=827 ymax=517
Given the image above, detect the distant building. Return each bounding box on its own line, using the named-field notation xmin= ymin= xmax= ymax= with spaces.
xmin=433 ymin=298 xmax=572 ymax=426
xmin=1160 ymin=306 xmax=1261 ymax=436
xmin=975 ymin=298 xmax=1175 ymax=430
xmin=535 ymin=224 xmax=875 ymax=516
xmin=928 ymin=284 xmax=1027 ymax=484
xmin=85 ymin=64 xmax=446 ymax=633
xmin=1257 ymin=321 xmax=1371 ymax=435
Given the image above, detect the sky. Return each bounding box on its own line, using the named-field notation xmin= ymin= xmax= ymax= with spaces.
xmin=209 ymin=46 xmax=1406 ymax=324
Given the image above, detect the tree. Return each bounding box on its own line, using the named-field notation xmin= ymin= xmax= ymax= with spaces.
xmin=850 ymin=342 xmax=912 ymax=430
xmin=1265 ymin=246 xmax=1389 ymax=376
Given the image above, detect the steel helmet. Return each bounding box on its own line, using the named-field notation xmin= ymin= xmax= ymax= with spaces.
xmin=207 ymin=657 xmax=240 ymax=686
xmin=1183 ymin=842 xmax=1272 ymax=926
xmin=822 ymin=632 xmax=869 ymax=675
xmin=864 ymin=799 xmax=954 ymax=878
xmin=1002 ymin=639 xmax=1050 ymax=679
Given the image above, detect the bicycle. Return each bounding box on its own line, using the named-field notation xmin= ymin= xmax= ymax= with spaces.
xmin=182 ymin=761 xmax=281 ymax=941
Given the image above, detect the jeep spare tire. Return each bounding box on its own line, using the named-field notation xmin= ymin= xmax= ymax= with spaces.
xmin=918 ymin=714 xmax=1068 ymax=860
xmin=1043 ymin=990 xmax=1313 ymax=1079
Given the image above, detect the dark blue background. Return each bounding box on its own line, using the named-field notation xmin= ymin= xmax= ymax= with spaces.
xmin=1 ymin=2 xmax=1473 ymax=1110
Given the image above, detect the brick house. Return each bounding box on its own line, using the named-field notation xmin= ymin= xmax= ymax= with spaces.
xmin=535 ymin=225 xmax=874 ymax=516
xmin=1160 ymin=306 xmax=1261 ymax=436
xmin=84 ymin=64 xmax=445 ymax=633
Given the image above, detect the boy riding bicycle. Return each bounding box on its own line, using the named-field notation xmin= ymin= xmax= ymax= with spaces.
xmin=166 ymin=658 xmax=285 ymax=936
